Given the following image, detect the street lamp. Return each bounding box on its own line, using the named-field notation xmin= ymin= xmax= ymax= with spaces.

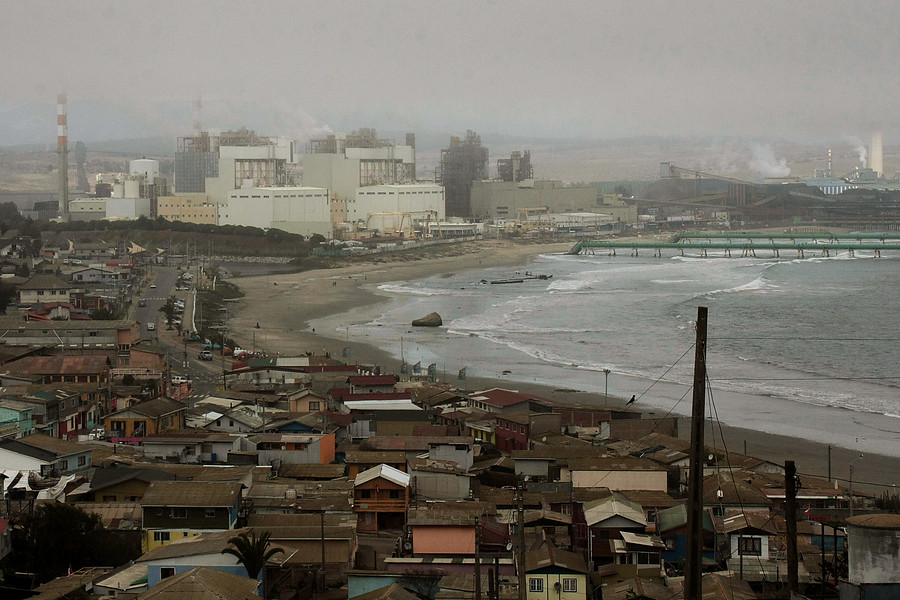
xmin=603 ymin=369 xmax=610 ymax=399
xmin=849 ymin=454 xmax=864 ymax=517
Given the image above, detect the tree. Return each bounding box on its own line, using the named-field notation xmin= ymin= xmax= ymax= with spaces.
xmin=9 ymin=502 xmax=138 ymax=583
xmin=0 ymin=281 xmax=15 ymax=314
xmin=159 ymin=296 xmax=176 ymax=328
xmin=221 ymin=530 xmax=284 ymax=579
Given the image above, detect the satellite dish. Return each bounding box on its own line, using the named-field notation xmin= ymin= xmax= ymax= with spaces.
xmin=505 ymin=542 xmax=513 ymax=552
xmin=716 ymin=489 xmax=724 ymax=499
xmin=708 ymin=453 xmax=714 ymax=461
xmin=404 ymin=542 xmax=412 ymax=550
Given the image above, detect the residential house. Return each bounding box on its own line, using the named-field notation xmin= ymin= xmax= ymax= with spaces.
xmin=105 ymin=397 xmax=186 ymax=444
xmin=524 ymin=541 xmax=589 ymax=600
xmin=287 ymin=388 xmax=329 ymax=412
xmin=347 ymin=374 xmax=397 ymax=394
xmin=582 ymin=492 xmax=650 ymax=569
xmin=0 ymin=433 xmax=92 ymax=475
xmin=135 ymin=566 xmax=263 ymax=600
xmin=428 ymin=437 xmax=474 ymax=471
xmin=140 ymin=480 xmax=244 ymax=551
xmin=566 ymin=457 xmax=668 ymax=492
xmin=17 ymin=273 xmax=73 ymax=306
xmin=723 ymin=512 xmax=780 ymax=575
xmin=14 ymin=383 xmax=105 ymax=439
xmin=656 ymin=504 xmax=718 ymax=568
xmin=244 ymin=479 xmax=354 ymax=517
xmin=361 ymin=436 xmax=474 ymax=464
xmin=345 ymin=450 xmax=408 ymax=479
xmin=0 ymin=400 xmax=34 ymax=439
xmin=468 ymin=388 xmax=552 ymax=415
xmin=70 ymin=266 xmax=130 ymax=285
xmin=341 ymin=397 xmax=429 ymax=439
xmin=353 ymin=463 xmax=410 ymax=532
xmin=141 ymin=432 xmax=235 ymax=465
xmin=82 ymin=467 xmax=177 ymax=502
xmin=703 ymin=472 xmax=773 ymax=518
xmin=233 ymin=433 xmax=336 ymax=466
xmin=410 ymin=457 xmax=472 ymax=501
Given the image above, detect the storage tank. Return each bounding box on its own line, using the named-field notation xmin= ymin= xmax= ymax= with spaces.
xmin=112 ymin=182 xmax=125 ymax=198
xmin=124 ymin=177 xmax=141 ymax=198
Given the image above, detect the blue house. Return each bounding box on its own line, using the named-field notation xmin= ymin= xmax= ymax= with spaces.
xmin=657 ymin=504 xmax=718 ymax=567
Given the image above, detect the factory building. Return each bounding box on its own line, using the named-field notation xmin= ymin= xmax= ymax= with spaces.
xmin=470 ymin=179 xmax=599 ymax=221
xmin=157 ymin=194 xmax=220 ymax=225
xmin=219 ymin=186 xmax=331 ymax=238
xmin=302 ymin=128 xmax=417 ymax=203
xmin=348 ymin=184 xmax=445 ymax=224
xmin=437 ymin=130 xmax=489 ymax=218
xmin=175 ymin=128 xmax=296 ymax=200
xmin=75 ymin=159 xmax=169 ymax=221
xmin=68 ymin=198 xmax=107 ymax=222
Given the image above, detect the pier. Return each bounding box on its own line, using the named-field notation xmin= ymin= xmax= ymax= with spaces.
xmin=568 ymin=232 xmax=900 ymax=258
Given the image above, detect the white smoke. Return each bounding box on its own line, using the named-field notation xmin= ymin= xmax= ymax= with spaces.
xmin=854 ymin=144 xmax=868 ymax=168
xmin=748 ymin=142 xmax=791 ymax=177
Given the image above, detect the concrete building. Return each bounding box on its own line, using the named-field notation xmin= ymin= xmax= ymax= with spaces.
xmin=349 ymin=184 xmax=444 ymax=231
xmin=175 ymin=127 xmax=295 ymax=195
xmin=469 ymin=179 xmax=598 ymax=221
xmin=68 ymin=197 xmax=107 ymax=221
xmin=840 ymin=514 xmax=900 ymax=599
xmin=303 ymin=129 xmax=416 ymax=202
xmin=219 ymin=186 xmax=331 ymax=237
xmin=157 ymin=194 xmax=220 ymax=225
xmin=437 ymin=131 xmax=489 ymax=218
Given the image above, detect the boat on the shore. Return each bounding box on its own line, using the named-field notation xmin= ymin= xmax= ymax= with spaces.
xmin=484 ymin=271 xmax=552 ymax=284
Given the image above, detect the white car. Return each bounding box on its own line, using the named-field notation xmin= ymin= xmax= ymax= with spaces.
xmin=146 ymin=322 xmax=156 ymax=331
xmin=171 ymin=375 xmax=189 ymax=385
xmin=150 ymin=283 xmax=157 ymax=289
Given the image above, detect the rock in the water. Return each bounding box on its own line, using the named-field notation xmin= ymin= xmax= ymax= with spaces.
xmin=412 ymin=312 xmax=443 ymax=327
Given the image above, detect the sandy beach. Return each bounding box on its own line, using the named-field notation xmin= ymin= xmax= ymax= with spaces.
xmin=224 ymin=238 xmax=900 ymax=495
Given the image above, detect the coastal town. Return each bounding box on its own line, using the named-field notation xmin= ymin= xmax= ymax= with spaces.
xmin=0 ymin=47 xmax=898 ymax=600
xmin=0 ymin=224 xmax=896 ymax=600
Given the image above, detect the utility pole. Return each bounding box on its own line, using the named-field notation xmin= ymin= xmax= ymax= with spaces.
xmin=517 ymin=477 xmax=526 ymax=600
xmin=785 ymin=460 xmax=798 ymax=595
xmin=474 ymin=515 xmax=482 ymax=600
xmin=684 ymin=306 xmax=708 ymax=600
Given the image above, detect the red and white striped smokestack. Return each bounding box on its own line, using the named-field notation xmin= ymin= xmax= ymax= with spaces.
xmin=57 ymin=93 xmax=69 ymax=220
xmin=57 ymin=93 xmax=67 ymax=149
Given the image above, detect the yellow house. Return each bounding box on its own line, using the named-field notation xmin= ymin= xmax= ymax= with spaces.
xmin=525 ymin=542 xmax=589 ymax=600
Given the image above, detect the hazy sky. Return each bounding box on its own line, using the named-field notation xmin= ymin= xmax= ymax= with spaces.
xmin=2 ymin=0 xmax=898 ymax=144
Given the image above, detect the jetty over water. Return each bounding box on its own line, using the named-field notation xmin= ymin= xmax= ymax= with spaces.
xmin=567 ymin=232 xmax=900 ymax=258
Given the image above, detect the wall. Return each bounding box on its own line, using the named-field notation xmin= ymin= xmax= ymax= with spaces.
xmin=157 ymin=194 xmax=219 ymax=225
xmin=470 ymin=180 xmax=597 ymax=221
xmin=412 ymin=525 xmax=474 ymax=555
xmin=847 ymin=524 xmax=900 ymax=584
xmin=303 ymin=153 xmax=360 ymax=201
xmin=571 ymin=469 xmax=667 ymax=492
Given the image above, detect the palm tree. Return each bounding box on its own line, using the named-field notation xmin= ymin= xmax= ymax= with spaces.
xmin=221 ymin=530 xmax=284 ymax=579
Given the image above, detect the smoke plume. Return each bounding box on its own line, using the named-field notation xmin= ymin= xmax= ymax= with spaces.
xmin=748 ymin=142 xmax=790 ymax=177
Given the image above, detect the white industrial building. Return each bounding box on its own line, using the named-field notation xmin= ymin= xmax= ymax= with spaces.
xmin=219 ymin=186 xmax=331 ymax=237
xmin=205 ymin=137 xmax=296 ymax=205
xmin=68 ymin=198 xmax=107 ymax=221
xmin=349 ymin=184 xmax=445 ymax=224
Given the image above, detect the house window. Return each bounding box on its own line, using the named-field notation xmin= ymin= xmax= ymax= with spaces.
xmin=205 ymin=508 xmax=216 ymax=518
xmin=389 ymin=490 xmax=400 ymax=499
xmin=78 ymin=456 xmax=86 ymax=466
xmin=529 ymin=578 xmax=543 ymax=592
xmin=738 ymin=537 xmax=762 ymax=556
xmin=154 ymin=531 xmax=171 ymax=542
xmin=360 ymin=489 xmax=371 ymax=499
xmin=309 ymin=401 xmax=320 ymax=410
xmin=160 ymin=566 xmax=175 ymax=578
xmin=60 ymin=460 xmax=68 ymax=471
xmin=563 ymin=578 xmax=577 ymax=592
xmin=171 ymin=508 xmax=187 ymax=519
xmin=229 ymin=420 xmax=234 ymax=427
xmin=520 ymin=425 xmax=526 ymax=434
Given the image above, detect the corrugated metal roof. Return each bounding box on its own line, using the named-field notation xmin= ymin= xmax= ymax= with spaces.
xmin=137 ymin=566 xmax=262 ymax=600
xmin=355 ymin=463 xmax=410 ymax=488
xmin=141 ymin=480 xmax=243 ymax=507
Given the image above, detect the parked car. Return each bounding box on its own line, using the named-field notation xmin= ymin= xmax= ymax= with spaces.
xmin=198 ymin=350 xmax=213 ymax=361
xmin=146 ymin=322 xmax=155 ymax=331
xmin=138 ymin=299 xmax=147 ymax=307
xmin=150 ymin=283 xmax=157 ymax=289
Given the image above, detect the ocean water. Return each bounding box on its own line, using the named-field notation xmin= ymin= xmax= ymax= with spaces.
xmin=316 ymin=248 xmax=900 ymax=455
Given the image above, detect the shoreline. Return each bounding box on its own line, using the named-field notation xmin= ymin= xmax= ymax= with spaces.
xmin=224 ymin=239 xmax=900 ymax=493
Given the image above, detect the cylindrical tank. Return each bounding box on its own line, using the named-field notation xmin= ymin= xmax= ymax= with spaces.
xmin=112 ymin=183 xmax=125 ymax=198
xmin=124 ymin=178 xmax=140 ymax=198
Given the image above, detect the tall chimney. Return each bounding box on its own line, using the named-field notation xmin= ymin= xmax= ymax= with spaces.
xmin=827 ymin=148 xmax=832 ymax=177
xmin=870 ymin=131 xmax=884 ymax=178
xmin=57 ymin=93 xmax=69 ymax=221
